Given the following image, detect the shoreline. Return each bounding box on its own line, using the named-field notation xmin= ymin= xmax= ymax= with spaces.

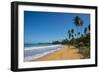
xmin=24 ymin=44 xmax=65 ymax=61
xmin=34 ymin=46 xmax=83 ymax=61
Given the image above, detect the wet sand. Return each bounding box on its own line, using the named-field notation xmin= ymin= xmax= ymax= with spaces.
xmin=35 ymin=47 xmax=83 ymax=61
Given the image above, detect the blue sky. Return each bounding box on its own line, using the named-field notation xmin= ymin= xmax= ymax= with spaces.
xmin=24 ymin=11 xmax=90 ymax=44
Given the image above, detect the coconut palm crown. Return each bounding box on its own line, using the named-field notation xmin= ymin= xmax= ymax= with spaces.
xmin=74 ymin=16 xmax=83 ymax=26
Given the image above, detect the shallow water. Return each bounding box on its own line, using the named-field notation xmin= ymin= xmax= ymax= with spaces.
xmin=24 ymin=44 xmax=64 ymax=62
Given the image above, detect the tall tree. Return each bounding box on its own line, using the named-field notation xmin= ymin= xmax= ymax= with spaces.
xmin=68 ymin=30 xmax=71 ymax=40
xmin=71 ymin=29 xmax=74 ymax=39
xmin=71 ymin=29 xmax=74 ymax=34
xmin=84 ymin=27 xmax=88 ymax=35
xmin=71 ymin=29 xmax=75 ymax=45
xmin=73 ymin=16 xmax=84 ymax=38
xmin=78 ymin=32 xmax=81 ymax=37
xmin=81 ymin=33 xmax=84 ymax=38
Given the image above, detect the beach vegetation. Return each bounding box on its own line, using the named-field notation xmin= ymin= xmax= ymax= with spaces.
xmin=51 ymin=16 xmax=90 ymax=59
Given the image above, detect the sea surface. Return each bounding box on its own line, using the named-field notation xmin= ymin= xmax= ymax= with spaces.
xmin=24 ymin=44 xmax=65 ymax=62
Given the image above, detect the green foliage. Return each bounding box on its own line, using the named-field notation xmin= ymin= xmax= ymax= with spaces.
xmin=84 ymin=27 xmax=88 ymax=35
xmin=52 ymin=39 xmax=69 ymax=45
xmin=68 ymin=30 xmax=71 ymax=39
xmin=75 ymin=33 xmax=90 ymax=59
xmin=52 ymin=41 xmax=61 ymax=44
xmin=79 ymin=46 xmax=90 ymax=59
xmin=71 ymin=29 xmax=74 ymax=34
xmin=74 ymin=16 xmax=84 ymax=26
xmin=51 ymin=16 xmax=90 ymax=59
xmin=61 ymin=39 xmax=69 ymax=44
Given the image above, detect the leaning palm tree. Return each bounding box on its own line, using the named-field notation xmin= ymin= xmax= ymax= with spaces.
xmin=73 ymin=16 xmax=84 ymax=38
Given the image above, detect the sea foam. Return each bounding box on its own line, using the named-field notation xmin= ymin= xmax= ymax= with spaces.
xmin=24 ymin=45 xmax=65 ymax=62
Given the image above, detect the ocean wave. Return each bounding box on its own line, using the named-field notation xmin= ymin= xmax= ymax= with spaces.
xmin=24 ymin=44 xmax=63 ymax=51
xmin=24 ymin=45 xmax=65 ymax=62
xmin=24 ymin=47 xmax=63 ymax=62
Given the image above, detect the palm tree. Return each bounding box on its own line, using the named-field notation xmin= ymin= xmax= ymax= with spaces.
xmin=84 ymin=27 xmax=88 ymax=36
xmin=71 ymin=29 xmax=74 ymax=34
xmin=78 ymin=32 xmax=81 ymax=38
xmin=74 ymin=33 xmax=77 ymax=39
xmin=68 ymin=30 xmax=72 ymax=47
xmin=71 ymin=29 xmax=75 ymax=45
xmin=68 ymin=30 xmax=71 ymax=40
xmin=74 ymin=16 xmax=83 ymax=26
xmin=75 ymin=33 xmax=76 ymax=37
xmin=71 ymin=29 xmax=74 ymax=39
xmin=73 ymin=16 xmax=84 ymax=38
xmin=81 ymin=34 xmax=84 ymax=38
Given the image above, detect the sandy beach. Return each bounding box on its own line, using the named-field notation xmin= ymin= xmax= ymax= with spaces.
xmin=35 ymin=46 xmax=83 ymax=61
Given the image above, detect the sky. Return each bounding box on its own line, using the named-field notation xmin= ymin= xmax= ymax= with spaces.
xmin=24 ymin=11 xmax=90 ymax=44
